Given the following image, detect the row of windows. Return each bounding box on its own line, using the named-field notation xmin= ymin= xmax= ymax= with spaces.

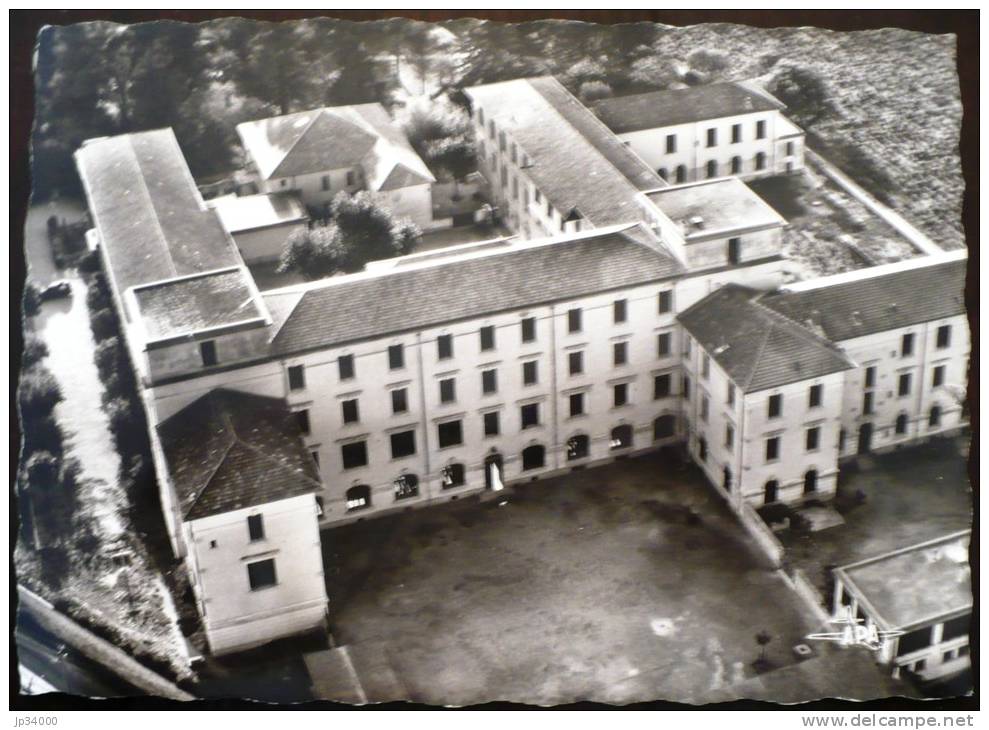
xmin=861 ymin=363 xmax=951 ymax=415
xmin=663 ymin=121 xmax=768 ymax=156
xmin=659 ymin=155 xmax=768 ymax=184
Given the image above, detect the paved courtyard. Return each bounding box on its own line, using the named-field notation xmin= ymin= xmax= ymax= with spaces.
xmin=780 ymin=437 xmax=972 ymax=598
xmin=321 ymin=452 xmax=904 ymax=705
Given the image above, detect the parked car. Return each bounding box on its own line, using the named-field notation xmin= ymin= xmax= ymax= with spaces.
xmin=39 ymin=280 xmax=72 ymax=302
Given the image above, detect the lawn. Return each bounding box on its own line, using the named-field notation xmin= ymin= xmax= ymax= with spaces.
xmin=748 ymin=166 xmax=923 ymax=281
xmin=321 ymin=451 xmax=900 ymax=705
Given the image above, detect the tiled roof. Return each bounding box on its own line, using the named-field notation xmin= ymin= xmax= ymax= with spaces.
xmin=157 ymin=389 xmax=321 ymax=521
xmin=590 ymin=82 xmax=783 ymax=134
xmin=525 ymin=77 xmax=665 ymax=192
xmin=269 ymin=225 xmax=682 ymax=355
xmin=74 ymin=129 xmax=245 ymax=292
xmin=678 ymin=284 xmax=854 ymax=393
xmin=646 ymin=178 xmax=787 ymax=237
xmin=464 ymin=78 xmax=656 ymax=227
xmin=760 ymin=257 xmax=967 ymax=342
xmin=237 ymin=103 xmax=434 ymax=188
xmin=134 ymin=269 xmax=264 ymax=342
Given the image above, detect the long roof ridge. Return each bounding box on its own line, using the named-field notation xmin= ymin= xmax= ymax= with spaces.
xmin=125 ymin=135 xmax=179 ymax=280
xmin=269 ymin=108 xmax=328 ymax=179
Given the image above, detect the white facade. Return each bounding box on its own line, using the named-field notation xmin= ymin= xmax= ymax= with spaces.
xmin=182 ymin=494 xmax=328 ymax=655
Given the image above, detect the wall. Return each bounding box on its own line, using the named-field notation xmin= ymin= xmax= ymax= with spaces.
xmin=683 ymin=226 xmax=783 ymax=271
xmin=232 ymin=221 xmax=306 ymax=264
xmin=182 ymin=494 xmax=328 ymax=655
xmin=835 ymin=314 xmax=969 ymax=458
xmin=144 ymin=323 xmax=272 ymax=385
xmin=262 ymin=167 xmax=364 ymax=209
xmin=375 ymin=183 xmax=434 ymax=230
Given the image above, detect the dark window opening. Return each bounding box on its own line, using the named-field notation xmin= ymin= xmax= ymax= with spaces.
xmin=755 ymin=151 xmax=766 ymax=170
xmin=613 ymin=341 xmax=628 ymax=366
xmin=657 ymin=332 xmax=672 ymax=357
xmin=706 ymin=160 xmax=717 ymax=178
xmin=569 ymin=392 xmax=584 ymax=417
xmin=675 ymin=165 xmax=687 ymax=184
xmin=658 ymin=290 xmax=672 ymax=314
xmin=388 ymin=344 xmax=404 ymax=370
xmin=437 ymin=334 xmax=453 ymax=360
xmin=390 ymin=430 xmax=416 ymax=459
xmin=614 ymin=383 xmax=629 ymax=407
xmin=936 ymin=325 xmax=951 ymax=349
xmin=338 ymin=354 xmax=355 ymax=380
xmin=437 ymin=420 xmax=463 ymax=448
xmin=764 ymin=480 xmax=779 ymax=504
xmin=394 ymin=473 xmax=419 ymax=500
xmin=809 ymin=384 xmax=822 ymax=408
xmin=901 ymin=333 xmax=915 ymax=357
xmin=483 ymin=411 xmax=500 ymax=436
xmin=806 ymin=427 xmax=820 ymax=451
xmin=247 ymin=559 xmax=277 ymax=590
xmin=932 ymin=365 xmax=945 ymax=388
xmin=731 ymin=156 xmax=742 ymax=174
xmin=391 ymin=388 xmax=408 ymax=414
xmin=929 ymin=405 xmax=942 ymax=427
xmin=247 ymin=514 xmax=264 ymax=542
xmin=568 ymin=351 xmax=584 ymax=375
xmin=728 ymin=237 xmax=741 ymax=265
xmin=521 ymin=403 xmax=539 ymax=429
xmin=567 ymin=308 xmax=582 ymax=333
xmin=523 ymin=361 xmax=538 ymax=385
xmin=654 ymin=373 xmax=671 ymax=399
xmin=731 ymin=124 xmax=742 ymax=144
xmin=706 ymin=128 xmax=717 ymax=148
xmin=288 ymin=365 xmax=305 ymax=391
xmin=613 ymin=299 xmax=627 ymax=323
xmin=803 ymin=469 xmax=818 ymax=494
xmin=440 ymin=378 xmax=456 ymax=403
xmin=521 ymin=317 xmax=536 ymax=343
xmin=200 ymin=340 xmax=218 ymax=367
xmin=341 ymin=441 xmax=368 ymax=470
xmin=895 ymin=414 xmax=908 ymax=435
xmin=482 ymin=368 xmax=497 ymax=394
xmin=896 ymin=627 xmax=932 ymax=657
xmin=295 ymin=409 xmax=310 ymax=435
xmin=898 ymin=372 xmax=911 ymax=397
xmin=768 ymin=394 xmax=782 ymax=419
xmin=480 ymin=325 xmax=496 ymax=351
xmin=766 ymin=436 xmax=780 ymax=462
xmin=342 ymin=399 xmax=359 ymax=424
xmin=611 ymin=424 xmax=633 ymax=450
xmin=865 ymin=366 xmax=876 ymax=388
xmin=521 ymin=444 xmax=546 ymax=471
xmin=653 ymin=415 xmax=676 ymax=440
xmin=442 ymin=463 xmax=466 ymax=489
xmin=567 ymin=434 xmax=589 ymax=460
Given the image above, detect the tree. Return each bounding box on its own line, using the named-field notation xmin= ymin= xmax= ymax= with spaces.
xmin=277 ymin=224 xmax=348 ymax=281
xmin=578 ymin=80 xmax=614 ymax=104
xmin=19 ymin=368 xmax=63 ymax=419
xmin=22 ymin=334 xmax=49 ymax=370
xmin=628 ymin=55 xmax=683 ymax=90
xmin=687 ymin=48 xmax=731 ymax=78
xmin=768 ymin=64 xmax=835 ymax=128
xmin=426 ymin=135 xmax=476 ymax=198
xmin=392 ymin=220 xmax=422 ymax=256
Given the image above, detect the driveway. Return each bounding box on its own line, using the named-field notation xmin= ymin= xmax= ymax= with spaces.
xmin=322 ymin=452 xmax=902 ymax=705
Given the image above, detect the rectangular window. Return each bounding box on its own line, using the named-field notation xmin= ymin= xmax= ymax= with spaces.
xmin=684 ymin=336 xmax=691 ymax=358
xmin=483 ymin=411 xmax=500 ymax=436
xmin=727 ymin=384 xmax=736 ymax=408
xmin=346 ymin=170 xmax=356 ymax=187
xmin=863 ymin=391 xmax=875 ymax=415
xmin=437 ymin=334 xmax=453 ymax=360
xmin=809 ymin=384 xmax=822 ymax=408
xmin=898 ymin=372 xmax=911 ymax=397
xmin=731 ymin=123 xmax=741 ymax=144
xmin=480 ymin=325 xmax=496 ymax=351
xmin=391 ymin=388 xmax=408 ymax=414
xmin=700 ymin=394 xmax=709 ymax=421
xmin=341 ymin=440 xmax=368 ymax=469
xmin=568 ymin=351 xmax=584 ymax=375
xmin=247 ymin=559 xmax=277 ymax=590
xmin=806 ymin=427 xmax=820 ymax=451
xmin=510 ymin=142 xmax=517 ymax=164
xmin=288 ymin=364 xmax=305 ymax=391
xmin=613 ymin=341 xmax=628 ymax=366
xmin=683 ymin=374 xmax=691 ymax=400
xmin=390 ymin=430 xmax=416 ymax=459
xmin=701 ymin=353 xmax=711 ymax=379
xmin=321 ymin=175 xmax=330 ymax=191
xmin=523 ymin=360 xmax=538 ymax=385
xmin=786 ymin=141 xmax=795 ymax=156
xmin=613 ymin=299 xmax=627 ymax=323
xmin=437 ymin=420 xmax=463 ymax=448
xmin=614 ymin=383 xmax=629 ymax=407
xmin=725 ymin=424 xmax=734 ymax=450
xmin=865 ymin=366 xmax=877 ymax=388
xmin=658 ymin=290 xmax=672 ymax=314
xmin=901 ymin=333 xmax=915 ymax=357
xmin=521 ymin=316 xmax=536 ymax=343
xmin=768 ymin=394 xmax=782 ymax=419
xmin=481 ymin=368 xmax=497 ymax=394
xmin=567 ymin=308 xmax=582 ymax=333
xmin=569 ymin=392 xmax=584 ymax=417
xmin=654 ymin=373 xmax=671 ymax=399
xmin=766 ymin=436 xmax=780 ymax=462
xmin=388 ymin=344 xmax=404 ymax=370
xmin=932 ymin=365 xmax=945 ymax=388
xmin=936 ymin=325 xmax=951 ymax=349
xmin=728 ymin=237 xmax=741 ymax=265
xmin=439 ymin=378 xmax=456 ymax=403
xmin=342 ymin=398 xmax=359 ymax=424
xmin=657 ymin=332 xmax=672 ymax=357
xmin=247 ymin=514 xmax=264 ymax=542
xmin=295 ymin=409 xmax=310 ymax=435
xmin=338 ymin=354 xmax=355 ymax=380
xmin=706 ymin=128 xmax=717 ymax=147
xmin=520 ymin=403 xmax=539 ymax=429
xmin=665 ymin=134 xmax=676 ymax=154
xmin=756 ymin=120 xmax=766 ymax=139
xmin=200 ymin=340 xmax=218 ymax=367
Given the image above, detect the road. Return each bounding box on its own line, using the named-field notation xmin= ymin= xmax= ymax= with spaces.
xmin=15 ymin=612 xmax=142 ymax=698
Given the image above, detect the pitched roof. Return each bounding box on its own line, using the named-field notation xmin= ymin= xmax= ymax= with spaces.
xmin=678 ymin=284 xmax=854 ymax=393
xmin=645 ymin=178 xmax=787 ymax=238
xmin=760 ymin=257 xmax=968 ymax=342
xmin=268 ymin=225 xmax=683 ymax=355
xmin=134 ymin=269 xmax=265 ymax=342
xmin=464 ymin=78 xmax=658 ymax=227
xmin=157 ymin=389 xmax=321 ymax=521
xmin=236 ymin=103 xmax=434 ymax=188
xmin=590 ymin=81 xmax=784 ymax=134
xmin=74 ymin=129 xmax=245 ymax=292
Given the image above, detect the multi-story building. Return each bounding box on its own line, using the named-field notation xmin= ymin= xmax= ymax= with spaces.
xmin=589 ymin=81 xmax=805 ymax=184
xmin=71 ymin=75 xmax=968 ymax=654
xmin=833 ymin=531 xmax=971 ymax=684
xmin=237 ymin=102 xmax=436 ymax=228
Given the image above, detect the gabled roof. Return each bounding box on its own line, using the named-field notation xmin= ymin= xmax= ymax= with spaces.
xmin=157 ymin=389 xmax=320 ymax=521
xmin=268 ymin=225 xmax=683 ymax=355
xmin=760 ymin=256 xmax=967 ymax=342
xmin=464 ymin=78 xmax=660 ymax=228
xmin=236 ymin=103 xmax=434 ymax=188
xmin=590 ymin=81 xmax=784 ymax=134
xmin=678 ymin=284 xmax=854 ymax=393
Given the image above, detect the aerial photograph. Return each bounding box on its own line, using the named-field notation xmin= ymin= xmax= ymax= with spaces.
xmin=13 ymin=10 xmax=973 ymax=710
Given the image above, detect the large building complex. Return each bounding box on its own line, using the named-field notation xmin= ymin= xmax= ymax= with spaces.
xmin=73 ymin=76 xmax=968 ymax=654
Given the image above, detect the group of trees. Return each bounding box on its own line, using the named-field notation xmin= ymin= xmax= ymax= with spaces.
xmin=278 ymin=192 xmax=422 ymax=280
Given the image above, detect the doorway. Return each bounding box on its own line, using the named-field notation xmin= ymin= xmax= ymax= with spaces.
xmin=857 ymin=423 xmax=873 ymax=454
xmin=484 ymin=453 xmax=504 ymax=491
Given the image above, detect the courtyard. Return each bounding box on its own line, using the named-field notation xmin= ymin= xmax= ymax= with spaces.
xmin=320 ymin=451 xmax=905 ymax=705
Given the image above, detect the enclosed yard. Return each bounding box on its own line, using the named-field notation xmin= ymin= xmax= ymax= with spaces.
xmin=322 ymin=452 xmax=905 ymax=705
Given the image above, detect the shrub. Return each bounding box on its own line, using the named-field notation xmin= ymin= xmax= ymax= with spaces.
xmin=78 ymin=248 xmax=103 ymax=274
xmin=90 ymin=308 xmax=119 ymax=342
xmin=687 ymin=48 xmax=730 ymax=76
xmin=25 ymin=451 xmax=60 ymax=487
xmin=95 ymin=337 xmax=123 ymax=380
xmin=23 ymin=284 xmax=41 ymax=317
xmin=38 ymin=546 xmax=71 ymax=588
xmin=578 ymin=80 xmax=614 ymax=103
xmin=21 ymin=413 xmax=64 ymax=459
xmin=19 ymin=367 xmax=63 ymax=418
xmin=22 ymin=334 xmax=49 ymax=369
xmin=86 ymin=276 xmax=112 ymax=312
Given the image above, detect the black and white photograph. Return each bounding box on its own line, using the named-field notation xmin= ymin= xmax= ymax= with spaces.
xmin=11 ymin=9 xmax=976 ymax=713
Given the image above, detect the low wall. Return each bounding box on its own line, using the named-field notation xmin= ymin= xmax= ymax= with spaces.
xmin=737 ymin=500 xmax=785 ymax=568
